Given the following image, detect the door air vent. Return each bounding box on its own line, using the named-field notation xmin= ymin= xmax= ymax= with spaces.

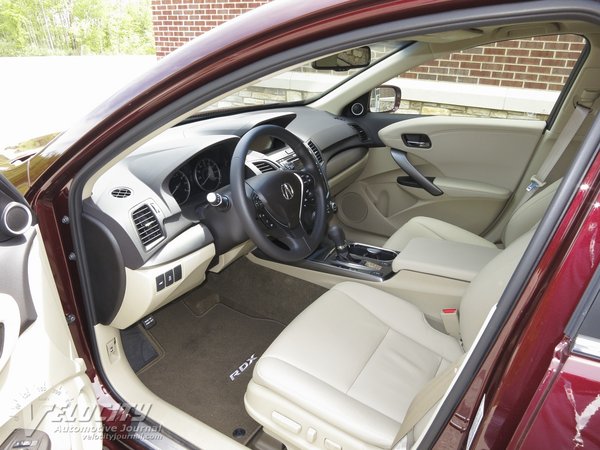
xmin=306 ymin=140 xmax=323 ymax=164
xmin=132 ymin=204 xmax=163 ymax=247
xmin=350 ymin=124 xmax=369 ymax=142
xmin=254 ymin=160 xmax=278 ymax=173
xmin=111 ymin=187 xmax=132 ymax=198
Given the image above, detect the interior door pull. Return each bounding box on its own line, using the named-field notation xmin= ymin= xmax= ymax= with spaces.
xmin=402 ymin=133 xmax=432 ymax=149
xmin=390 ymin=149 xmax=443 ymax=196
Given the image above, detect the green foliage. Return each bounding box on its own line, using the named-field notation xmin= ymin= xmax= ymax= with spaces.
xmin=0 ymin=0 xmax=155 ymax=56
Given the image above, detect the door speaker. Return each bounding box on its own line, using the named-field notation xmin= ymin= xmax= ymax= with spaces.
xmin=340 ymin=192 xmax=368 ymax=222
xmin=1 ymin=202 xmax=32 ymax=237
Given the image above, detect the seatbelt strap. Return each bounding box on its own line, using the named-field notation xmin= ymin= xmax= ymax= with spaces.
xmin=396 ymin=355 xmax=466 ymax=442
xmin=520 ymin=104 xmax=591 ymax=207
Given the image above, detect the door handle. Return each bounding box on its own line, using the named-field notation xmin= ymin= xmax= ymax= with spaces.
xmin=402 ymin=133 xmax=431 ymax=149
xmin=390 ymin=149 xmax=443 ymax=196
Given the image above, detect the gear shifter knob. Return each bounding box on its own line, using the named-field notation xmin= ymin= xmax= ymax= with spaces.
xmin=328 ymin=224 xmax=348 ymax=253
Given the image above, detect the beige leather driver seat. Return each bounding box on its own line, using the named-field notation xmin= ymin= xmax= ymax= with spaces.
xmin=245 ymin=230 xmax=533 ymax=450
xmin=383 ymin=178 xmax=560 ymax=251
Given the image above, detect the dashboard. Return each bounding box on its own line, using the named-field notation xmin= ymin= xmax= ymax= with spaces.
xmin=83 ymin=107 xmax=370 ymax=327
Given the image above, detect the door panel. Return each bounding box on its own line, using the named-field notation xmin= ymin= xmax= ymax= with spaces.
xmin=0 ymin=231 xmax=102 ymax=449
xmin=335 ymin=117 xmax=544 ymax=242
xmin=0 ymin=295 xmax=20 ymax=373
xmin=0 ymin=174 xmax=101 ymax=449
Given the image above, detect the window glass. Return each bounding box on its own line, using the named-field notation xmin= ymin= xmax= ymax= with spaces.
xmin=198 ymin=41 xmax=406 ymax=113
xmin=389 ymin=34 xmax=586 ymax=120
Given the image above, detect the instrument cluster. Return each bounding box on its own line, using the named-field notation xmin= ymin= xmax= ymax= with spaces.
xmin=168 ymin=145 xmax=232 ymax=206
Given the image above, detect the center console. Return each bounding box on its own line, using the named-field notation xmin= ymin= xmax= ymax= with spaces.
xmin=302 ymin=241 xmax=399 ymax=282
xmin=284 ymin=224 xmax=399 ymax=282
xmin=252 ymin=224 xmax=398 ymax=282
xmin=249 ymin=223 xmax=501 ymax=332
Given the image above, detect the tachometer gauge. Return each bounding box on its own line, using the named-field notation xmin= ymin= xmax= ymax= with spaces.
xmin=169 ymin=170 xmax=191 ymax=205
xmin=194 ymin=158 xmax=222 ymax=191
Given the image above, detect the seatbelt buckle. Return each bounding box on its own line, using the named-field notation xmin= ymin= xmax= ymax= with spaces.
xmin=441 ymin=308 xmax=460 ymax=339
xmin=526 ymin=175 xmax=546 ymax=192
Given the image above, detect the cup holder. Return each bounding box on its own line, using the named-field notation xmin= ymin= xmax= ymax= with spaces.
xmin=348 ymin=243 xmax=398 ymax=263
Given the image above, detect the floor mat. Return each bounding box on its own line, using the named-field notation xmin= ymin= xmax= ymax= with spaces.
xmin=192 ymin=256 xmax=327 ymax=325
xmin=120 ymin=325 xmax=163 ymax=373
xmin=139 ymin=300 xmax=284 ymax=444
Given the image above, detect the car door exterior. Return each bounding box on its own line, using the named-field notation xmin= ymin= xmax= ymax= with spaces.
xmin=0 ymin=175 xmax=102 ymax=450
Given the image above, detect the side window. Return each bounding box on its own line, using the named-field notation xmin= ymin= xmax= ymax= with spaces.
xmin=390 ymin=34 xmax=586 ymax=120
xmin=573 ymin=280 xmax=600 ymax=361
xmin=567 ymin=264 xmax=600 ymax=361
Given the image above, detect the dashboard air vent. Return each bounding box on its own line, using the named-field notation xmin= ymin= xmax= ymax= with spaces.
xmin=306 ymin=140 xmax=323 ymax=164
xmin=254 ymin=160 xmax=277 ymax=173
xmin=111 ymin=187 xmax=132 ymax=198
xmin=132 ymin=204 xmax=163 ymax=247
xmin=350 ymin=124 xmax=369 ymax=142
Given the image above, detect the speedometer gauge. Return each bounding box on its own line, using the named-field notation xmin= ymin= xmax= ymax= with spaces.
xmin=169 ymin=170 xmax=191 ymax=205
xmin=194 ymin=158 xmax=222 ymax=191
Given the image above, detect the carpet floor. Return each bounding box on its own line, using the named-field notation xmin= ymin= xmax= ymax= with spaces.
xmin=139 ymin=300 xmax=283 ymax=443
xmin=126 ymin=257 xmax=327 ymax=444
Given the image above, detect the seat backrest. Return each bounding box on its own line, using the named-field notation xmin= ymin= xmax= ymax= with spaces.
xmin=459 ymin=228 xmax=534 ymax=350
xmin=502 ymin=179 xmax=561 ymax=246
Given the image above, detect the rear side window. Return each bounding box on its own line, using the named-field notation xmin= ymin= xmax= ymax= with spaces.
xmin=570 ymin=267 xmax=600 ymax=360
xmin=387 ymin=34 xmax=586 ymax=121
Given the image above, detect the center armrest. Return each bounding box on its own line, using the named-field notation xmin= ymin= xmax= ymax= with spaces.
xmin=392 ymin=238 xmax=501 ymax=282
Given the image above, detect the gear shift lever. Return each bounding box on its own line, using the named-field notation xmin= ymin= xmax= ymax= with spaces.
xmin=328 ymin=224 xmax=351 ymax=261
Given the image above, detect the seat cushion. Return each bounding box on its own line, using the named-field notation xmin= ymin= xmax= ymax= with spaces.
xmin=384 ymin=216 xmax=496 ymax=251
xmin=246 ymin=282 xmax=463 ymax=449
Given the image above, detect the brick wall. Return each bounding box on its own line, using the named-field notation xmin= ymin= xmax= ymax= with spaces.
xmin=151 ymin=0 xmax=270 ymax=58
xmin=400 ymin=35 xmax=585 ymax=91
xmin=151 ymin=1 xmax=585 ymax=92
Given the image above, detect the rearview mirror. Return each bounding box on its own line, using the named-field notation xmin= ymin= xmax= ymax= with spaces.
xmin=311 ymin=47 xmax=371 ymax=71
xmin=370 ymin=85 xmax=402 ymax=113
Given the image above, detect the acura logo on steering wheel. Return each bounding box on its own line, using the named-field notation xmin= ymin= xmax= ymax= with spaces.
xmin=281 ymin=182 xmax=295 ymax=200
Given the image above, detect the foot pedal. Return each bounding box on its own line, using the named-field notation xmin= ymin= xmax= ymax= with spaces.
xmin=141 ymin=315 xmax=156 ymax=330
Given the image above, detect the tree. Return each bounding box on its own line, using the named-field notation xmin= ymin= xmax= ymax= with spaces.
xmin=0 ymin=0 xmax=155 ymax=56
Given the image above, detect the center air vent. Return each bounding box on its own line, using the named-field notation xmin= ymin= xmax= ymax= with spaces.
xmin=306 ymin=140 xmax=323 ymax=164
xmin=132 ymin=204 xmax=163 ymax=247
xmin=349 ymin=124 xmax=369 ymax=142
xmin=253 ymin=160 xmax=277 ymax=173
xmin=111 ymin=187 xmax=132 ymax=198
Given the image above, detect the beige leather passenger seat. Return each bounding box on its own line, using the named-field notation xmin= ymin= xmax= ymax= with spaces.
xmin=245 ymin=230 xmax=534 ymax=450
xmin=383 ymin=178 xmax=561 ymax=251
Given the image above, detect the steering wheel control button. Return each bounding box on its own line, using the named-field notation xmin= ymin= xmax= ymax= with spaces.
xmin=156 ymin=274 xmax=165 ymax=291
xmin=258 ymin=212 xmax=275 ymax=229
xmin=251 ymin=193 xmax=263 ymax=208
xmin=174 ymin=265 xmax=182 ymax=281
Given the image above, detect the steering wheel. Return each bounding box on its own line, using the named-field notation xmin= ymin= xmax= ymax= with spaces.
xmin=230 ymin=124 xmax=329 ymax=262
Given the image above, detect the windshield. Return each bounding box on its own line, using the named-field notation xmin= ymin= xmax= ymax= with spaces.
xmin=198 ymin=41 xmax=406 ymax=113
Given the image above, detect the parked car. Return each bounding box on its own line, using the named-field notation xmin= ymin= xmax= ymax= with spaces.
xmin=1 ymin=0 xmax=600 ymax=449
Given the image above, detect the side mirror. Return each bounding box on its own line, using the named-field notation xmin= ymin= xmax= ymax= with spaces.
xmin=369 ymin=85 xmax=402 ymax=113
xmin=312 ymin=47 xmax=371 ymax=71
